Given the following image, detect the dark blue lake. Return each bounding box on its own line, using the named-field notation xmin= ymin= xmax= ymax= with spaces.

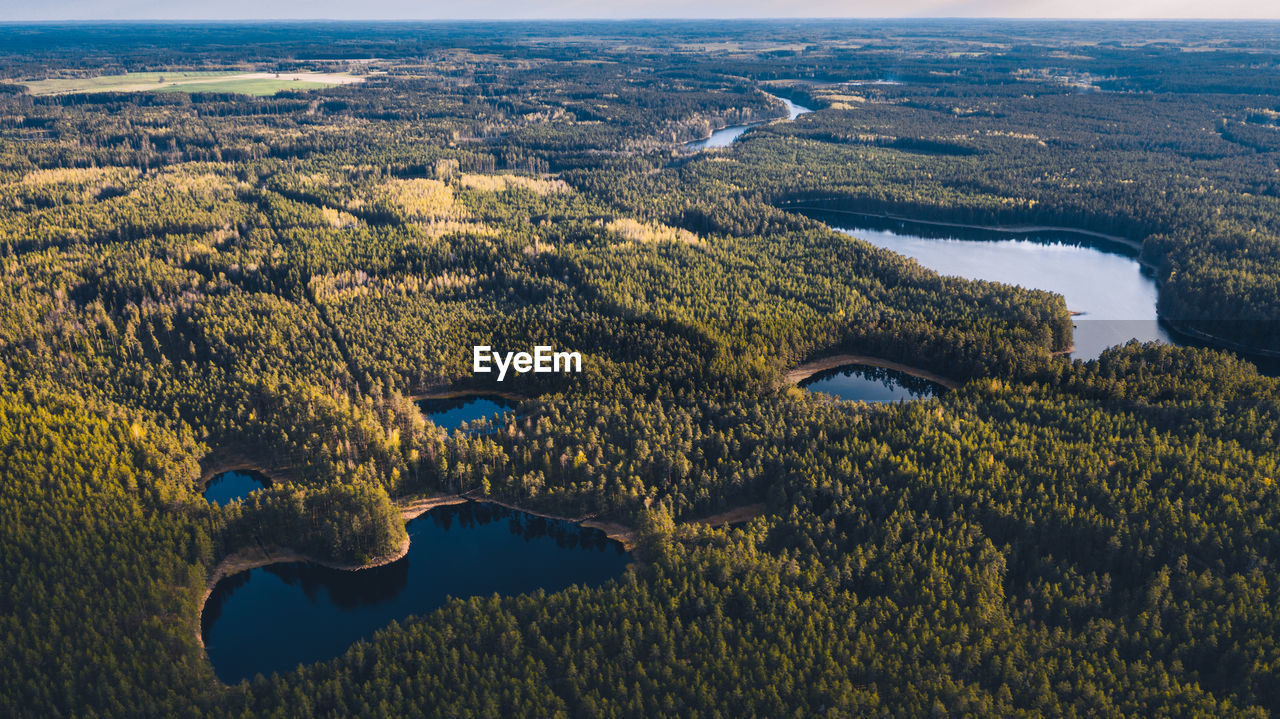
xmin=204 ymin=470 xmax=269 ymax=505
xmin=417 ymin=395 xmax=514 ymax=430
xmin=801 ymin=364 xmax=942 ymax=402
xmin=201 ymin=502 xmax=630 ymax=684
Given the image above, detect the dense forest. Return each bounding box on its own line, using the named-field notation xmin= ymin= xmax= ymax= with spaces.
xmin=2 ymin=20 xmax=1280 ymax=717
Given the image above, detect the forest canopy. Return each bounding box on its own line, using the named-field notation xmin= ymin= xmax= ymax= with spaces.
xmin=1 ymin=20 xmax=1279 ymax=718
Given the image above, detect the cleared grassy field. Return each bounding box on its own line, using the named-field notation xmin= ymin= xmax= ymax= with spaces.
xmin=22 ymin=71 xmax=236 ymax=94
xmin=156 ymin=78 xmax=334 ymax=95
xmin=20 ymin=71 xmax=362 ymax=96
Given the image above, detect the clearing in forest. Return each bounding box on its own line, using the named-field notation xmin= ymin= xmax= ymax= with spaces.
xmin=20 ymin=71 xmax=364 ymax=96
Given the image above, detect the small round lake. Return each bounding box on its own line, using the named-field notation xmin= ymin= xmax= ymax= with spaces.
xmin=417 ymin=395 xmax=514 ymax=430
xmin=801 ymin=211 xmax=1173 ymax=360
xmin=801 ymin=363 xmax=942 ymax=402
xmin=204 ymin=470 xmax=269 ymax=505
xmin=201 ymin=502 xmax=630 ymax=684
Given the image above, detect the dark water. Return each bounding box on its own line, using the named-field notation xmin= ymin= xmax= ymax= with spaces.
xmin=803 ymin=211 xmax=1170 ymax=360
xmin=417 ymin=395 xmax=513 ymax=430
xmin=684 ymin=94 xmax=812 ymax=150
xmin=801 ymin=364 xmax=942 ymax=402
xmin=204 ymin=470 xmax=269 ymax=505
xmin=201 ymin=502 xmax=630 ymax=684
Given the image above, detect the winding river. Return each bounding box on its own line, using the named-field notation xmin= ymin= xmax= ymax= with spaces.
xmin=684 ymin=94 xmax=811 ymax=151
xmin=799 ymin=210 xmax=1172 ymax=360
xmin=201 ymin=502 xmax=630 ymax=684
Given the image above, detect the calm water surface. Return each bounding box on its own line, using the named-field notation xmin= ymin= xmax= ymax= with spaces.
xmin=801 ymin=364 xmax=942 ymax=402
xmin=685 ymin=94 xmax=812 ymax=150
xmin=202 ymin=502 xmax=630 ymax=684
xmin=204 ymin=470 xmax=269 ymax=505
xmin=417 ymin=395 xmax=513 ymax=430
xmin=804 ymin=212 xmax=1172 ymax=360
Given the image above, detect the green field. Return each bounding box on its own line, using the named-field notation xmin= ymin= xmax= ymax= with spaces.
xmin=155 ymin=78 xmax=335 ymax=95
xmin=21 ymin=71 xmax=238 ymax=94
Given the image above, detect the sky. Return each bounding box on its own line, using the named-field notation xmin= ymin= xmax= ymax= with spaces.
xmin=2 ymin=0 xmax=1278 ymax=20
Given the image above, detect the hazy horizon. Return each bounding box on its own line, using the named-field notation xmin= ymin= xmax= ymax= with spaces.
xmin=4 ymin=0 xmax=1278 ymax=22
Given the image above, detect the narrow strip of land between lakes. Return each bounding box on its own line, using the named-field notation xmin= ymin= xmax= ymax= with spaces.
xmin=785 ymin=354 xmax=961 ymax=391
xmin=399 ymin=492 xmax=639 ymax=550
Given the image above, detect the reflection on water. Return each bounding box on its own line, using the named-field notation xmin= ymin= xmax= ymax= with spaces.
xmin=801 ymin=364 xmax=941 ymax=402
xmin=686 ymin=124 xmax=754 ymax=150
xmin=416 ymin=395 xmax=513 ymax=430
xmin=204 ymin=470 xmax=269 ymax=505
xmin=684 ymin=94 xmax=812 ymax=150
xmin=802 ymin=210 xmax=1171 ymax=360
xmin=778 ymin=96 xmax=812 ymax=120
xmin=201 ymin=502 xmax=629 ymax=684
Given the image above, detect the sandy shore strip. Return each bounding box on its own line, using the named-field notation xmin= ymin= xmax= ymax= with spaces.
xmin=461 ymin=495 xmax=638 ymax=550
xmin=785 ymin=354 xmax=961 ymax=390
xmin=396 ymin=493 xmax=469 ymax=521
xmin=197 ymin=454 xmax=293 ymax=487
xmin=196 ymin=495 xmax=772 ymax=652
xmin=195 ymin=532 xmax=411 ymax=649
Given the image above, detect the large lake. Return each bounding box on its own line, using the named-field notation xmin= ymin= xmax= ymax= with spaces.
xmin=201 ymin=502 xmax=630 ymax=684
xmin=801 ymin=211 xmax=1172 ymax=360
xmin=685 ymin=94 xmax=812 ymax=151
xmin=801 ymin=364 xmax=942 ymax=402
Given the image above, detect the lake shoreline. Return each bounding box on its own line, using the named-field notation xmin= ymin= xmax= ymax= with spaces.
xmin=397 ymin=493 xmax=471 ymax=521
xmin=195 ymin=492 xmax=634 ymax=661
xmin=195 ymin=531 xmax=414 ymax=652
xmin=682 ymin=92 xmax=809 ymax=151
xmin=785 ymin=204 xmax=1146 ymax=256
xmin=195 ymin=489 xmax=776 ymax=654
xmin=457 ymin=494 xmax=639 ymax=550
xmin=196 ymin=488 xmax=778 ymax=683
xmin=793 ymin=206 xmax=1280 ymax=363
xmin=408 ymin=389 xmax=526 ymax=402
xmin=199 ymin=456 xmax=283 ymax=486
xmin=1161 ymin=320 xmax=1280 ymax=361
xmin=785 ymin=354 xmax=961 ymax=391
